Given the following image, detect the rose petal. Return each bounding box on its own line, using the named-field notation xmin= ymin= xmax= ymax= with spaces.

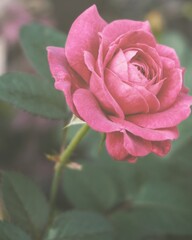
xmin=127 ymin=94 xmax=192 ymax=129
xmin=114 ymin=30 xmax=156 ymax=50
xmin=90 ymin=72 xmax=124 ymax=118
xmin=105 ymin=69 xmax=149 ymax=114
xmin=97 ymin=37 xmax=105 ymax=76
xmin=108 ymin=49 xmax=128 ymax=82
xmin=101 ymin=20 xmax=151 ymax=46
xmin=84 ymin=51 xmax=124 ymax=118
xmin=129 ymin=43 xmax=162 ymax=81
xmin=105 ymin=132 xmax=129 ymax=160
xmin=103 ymin=30 xmax=156 ymax=67
xmin=157 ymin=44 xmax=180 ymax=68
xmin=146 ymin=78 xmax=165 ymax=95
xmin=124 ymin=50 xmax=138 ymax=62
xmin=136 ymin=86 xmax=160 ymax=112
xmin=160 ymin=56 xmax=176 ymax=69
xmin=128 ymin=64 xmax=149 ymax=86
xmin=105 ymin=131 xmax=150 ymax=161
xmin=73 ymin=89 xmax=121 ymax=132
xmin=47 ymin=46 xmax=86 ymax=114
xmin=158 ymin=68 xmax=183 ymax=110
xmin=110 ymin=117 xmax=178 ymax=141
xmin=152 ymin=140 xmax=171 ymax=156
xmin=65 ymin=5 xmax=107 ymax=81
xmin=83 ymin=50 xmax=96 ymax=72
xmin=123 ymin=131 xmax=152 ymax=156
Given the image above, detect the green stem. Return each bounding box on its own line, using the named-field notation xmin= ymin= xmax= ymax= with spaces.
xmin=48 ymin=124 xmax=90 ymax=221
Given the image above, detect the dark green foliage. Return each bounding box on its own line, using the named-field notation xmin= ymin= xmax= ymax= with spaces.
xmin=1 ymin=172 xmax=49 ymax=239
xmin=0 ymin=222 xmax=31 ymax=240
xmin=0 ymin=73 xmax=69 ymax=119
xmin=45 ymin=210 xmax=114 ymax=240
xmin=20 ymin=23 xmax=67 ymax=81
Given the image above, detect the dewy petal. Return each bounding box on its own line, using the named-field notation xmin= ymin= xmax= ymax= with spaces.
xmin=101 ymin=20 xmax=151 ymax=46
xmin=47 ymin=46 xmax=83 ymax=114
xmin=65 ymin=5 xmax=107 ymax=81
xmin=73 ymin=89 xmax=121 ymax=132
xmin=110 ymin=117 xmax=178 ymax=141
xmin=158 ymin=68 xmax=183 ymax=110
xmin=127 ymin=94 xmax=192 ymax=129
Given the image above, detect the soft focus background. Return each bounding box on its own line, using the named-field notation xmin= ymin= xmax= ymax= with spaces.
xmin=0 ymin=0 xmax=192 ymax=239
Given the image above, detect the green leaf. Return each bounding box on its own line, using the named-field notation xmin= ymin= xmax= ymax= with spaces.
xmin=45 ymin=210 xmax=113 ymax=240
xmin=63 ymin=164 xmax=118 ymax=211
xmin=20 ymin=23 xmax=66 ymax=80
xmin=63 ymin=143 xmax=166 ymax=212
xmin=111 ymin=182 xmax=192 ymax=240
xmin=111 ymin=207 xmax=192 ymax=240
xmin=63 ymin=143 xmax=192 ymax=238
xmin=0 ymin=221 xmax=31 ymax=240
xmin=1 ymin=171 xmax=49 ymax=239
xmin=0 ymin=72 xmax=69 ymax=119
xmin=165 ymin=136 xmax=192 ymax=196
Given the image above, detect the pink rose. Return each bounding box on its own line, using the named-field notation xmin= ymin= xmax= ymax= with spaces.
xmin=47 ymin=5 xmax=192 ymax=162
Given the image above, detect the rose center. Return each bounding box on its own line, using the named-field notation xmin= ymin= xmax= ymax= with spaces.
xmin=134 ymin=64 xmax=146 ymax=76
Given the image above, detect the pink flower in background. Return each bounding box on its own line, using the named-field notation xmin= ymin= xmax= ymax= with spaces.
xmin=47 ymin=5 xmax=192 ymax=162
xmin=0 ymin=2 xmax=54 ymax=45
xmin=0 ymin=3 xmax=32 ymax=44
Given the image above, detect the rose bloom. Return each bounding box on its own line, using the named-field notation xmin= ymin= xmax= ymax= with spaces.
xmin=47 ymin=5 xmax=192 ymax=162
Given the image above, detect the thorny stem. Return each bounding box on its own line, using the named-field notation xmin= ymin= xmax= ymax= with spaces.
xmin=48 ymin=124 xmax=90 ymax=223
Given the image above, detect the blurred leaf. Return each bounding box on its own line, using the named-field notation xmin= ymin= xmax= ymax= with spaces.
xmin=20 ymin=23 xmax=66 ymax=81
xmin=63 ymin=140 xmax=167 ymax=212
xmin=1 ymin=172 xmax=49 ymax=239
xmin=45 ymin=210 xmax=113 ymax=240
xmin=0 ymin=221 xmax=31 ymax=240
xmin=111 ymin=181 xmax=192 ymax=240
xmin=63 ymin=138 xmax=192 ymax=239
xmin=166 ymin=115 xmax=192 ymax=161
xmin=0 ymin=72 xmax=69 ymax=119
xmin=165 ymin=136 xmax=192 ymax=198
xmin=63 ymin=162 xmax=120 ymax=211
xmin=111 ymin=207 xmax=192 ymax=240
xmin=134 ymin=182 xmax=192 ymax=210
